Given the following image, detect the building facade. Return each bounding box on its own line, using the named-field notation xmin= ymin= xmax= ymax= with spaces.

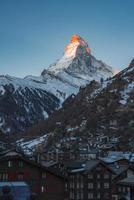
xmin=0 ymin=151 xmax=66 ymax=200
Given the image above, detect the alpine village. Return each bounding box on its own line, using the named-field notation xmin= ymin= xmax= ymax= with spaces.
xmin=0 ymin=33 xmax=134 ymax=200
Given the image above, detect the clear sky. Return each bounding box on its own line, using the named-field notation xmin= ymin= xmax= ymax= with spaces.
xmin=0 ymin=0 xmax=134 ymax=77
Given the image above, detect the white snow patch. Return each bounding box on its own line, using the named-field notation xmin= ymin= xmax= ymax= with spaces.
xmin=0 ymin=86 xmax=5 ymax=95
xmin=16 ymin=134 xmax=48 ymax=155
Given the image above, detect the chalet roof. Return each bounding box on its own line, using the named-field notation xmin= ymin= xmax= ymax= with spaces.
xmin=110 ymin=164 xmax=128 ymax=174
xmin=0 ymin=150 xmax=66 ymax=180
xmin=110 ymin=165 xmax=129 ymax=180
xmin=67 ymin=159 xmax=115 ymax=174
xmin=100 ymin=151 xmax=134 ymax=163
xmin=85 ymin=160 xmax=99 ymax=171
xmin=100 ymin=157 xmax=128 ymax=164
xmin=64 ymin=161 xmax=85 ymax=170
xmin=118 ymin=176 xmax=134 ymax=187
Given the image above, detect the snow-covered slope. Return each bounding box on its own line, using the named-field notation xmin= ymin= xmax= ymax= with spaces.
xmin=0 ymin=75 xmax=60 ymax=134
xmin=21 ymin=59 xmax=134 ymax=155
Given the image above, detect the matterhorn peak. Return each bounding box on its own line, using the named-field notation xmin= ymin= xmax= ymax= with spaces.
xmin=64 ymin=34 xmax=91 ymax=58
xmin=42 ymin=34 xmax=113 ymax=88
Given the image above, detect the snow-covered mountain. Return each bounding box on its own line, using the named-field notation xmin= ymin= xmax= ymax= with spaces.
xmin=42 ymin=34 xmax=113 ymax=89
xmin=0 ymin=34 xmax=114 ymax=134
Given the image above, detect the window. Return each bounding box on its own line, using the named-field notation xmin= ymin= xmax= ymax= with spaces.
xmin=104 ymin=183 xmax=109 ymax=189
xmin=88 ymin=174 xmax=93 ymax=179
xmin=65 ymin=183 xmax=68 ymax=191
xmin=96 ymin=166 xmax=101 ymax=171
xmin=104 ymin=173 xmax=109 ymax=179
xmin=81 ymin=192 xmax=83 ymax=199
xmin=76 ymin=193 xmax=80 ymax=199
xmin=70 ymin=192 xmax=74 ymax=199
xmin=97 ymin=183 xmax=100 ymax=189
xmin=97 ymin=174 xmax=100 ymax=179
xmin=88 ymin=183 xmax=93 ymax=189
xmin=8 ymin=161 xmax=12 ymax=167
xmin=42 ymin=172 xmax=46 ymax=179
xmin=41 ymin=186 xmax=45 ymax=193
xmin=0 ymin=173 xmax=8 ymax=180
xmin=88 ymin=192 xmax=93 ymax=199
xmin=76 ymin=174 xmax=80 ymax=179
xmin=17 ymin=173 xmax=24 ymax=180
xmin=97 ymin=193 xmax=100 ymax=199
xmin=19 ymin=161 xmax=24 ymax=168
xmin=118 ymin=187 xmax=122 ymax=192
xmin=77 ymin=182 xmax=80 ymax=189
xmin=81 ymin=182 xmax=83 ymax=188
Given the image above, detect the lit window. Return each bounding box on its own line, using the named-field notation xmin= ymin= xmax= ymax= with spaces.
xmin=41 ymin=186 xmax=45 ymax=193
xmin=8 ymin=161 xmax=12 ymax=167
xmin=104 ymin=183 xmax=109 ymax=188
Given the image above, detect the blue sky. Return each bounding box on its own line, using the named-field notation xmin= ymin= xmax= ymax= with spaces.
xmin=0 ymin=0 xmax=134 ymax=77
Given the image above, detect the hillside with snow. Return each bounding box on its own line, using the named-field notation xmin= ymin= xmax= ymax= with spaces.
xmin=20 ymin=59 xmax=134 ymax=154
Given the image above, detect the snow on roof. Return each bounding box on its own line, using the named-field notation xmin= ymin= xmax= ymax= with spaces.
xmin=0 ymin=182 xmax=28 ymax=187
xmin=71 ymin=168 xmax=85 ymax=173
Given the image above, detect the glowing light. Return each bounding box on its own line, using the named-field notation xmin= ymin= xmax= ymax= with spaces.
xmin=70 ymin=34 xmax=80 ymax=43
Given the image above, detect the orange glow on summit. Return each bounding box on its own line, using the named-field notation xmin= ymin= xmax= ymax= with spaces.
xmin=70 ymin=34 xmax=80 ymax=43
xmin=64 ymin=34 xmax=91 ymax=57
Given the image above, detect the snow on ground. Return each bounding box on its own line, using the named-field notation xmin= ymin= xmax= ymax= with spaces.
xmin=42 ymin=110 xmax=49 ymax=119
xmin=16 ymin=134 xmax=48 ymax=155
xmin=120 ymin=82 xmax=134 ymax=105
xmin=0 ymin=86 xmax=5 ymax=95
